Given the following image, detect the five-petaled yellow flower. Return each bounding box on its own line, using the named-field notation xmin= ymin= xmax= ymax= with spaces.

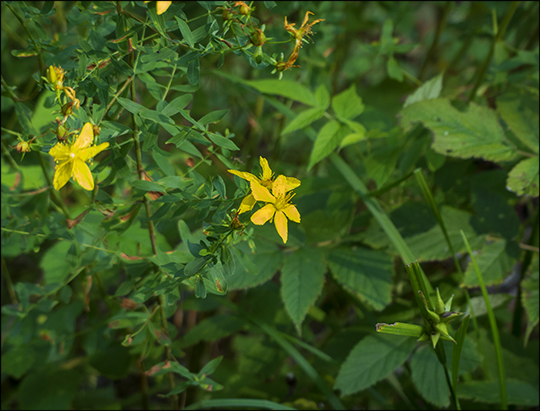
xmin=228 ymin=156 xmax=300 ymax=214
xmin=250 ymin=175 xmax=301 ymax=244
xmin=49 ymin=122 xmax=109 ymax=191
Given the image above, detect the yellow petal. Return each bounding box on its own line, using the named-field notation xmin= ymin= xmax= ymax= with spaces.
xmin=251 ymin=204 xmax=275 ymax=225
xmin=228 ymin=169 xmax=260 ymax=184
xmin=49 ymin=142 xmax=71 ymax=162
xmin=274 ymin=210 xmax=288 ymax=243
xmin=283 ymin=176 xmax=301 ymax=191
xmin=156 ymin=1 xmax=172 ymax=14
xmin=79 ymin=142 xmax=109 ymax=162
xmin=53 ymin=160 xmax=73 ymax=191
xmin=251 ymin=180 xmax=275 ymax=203
xmin=272 ymin=175 xmax=288 ymax=197
xmin=72 ymin=123 xmax=94 ymax=151
xmin=238 ymin=193 xmax=257 ymax=214
xmin=283 ymin=204 xmax=301 ymax=223
xmin=72 ymin=158 xmax=94 ymax=191
xmin=260 ymin=157 xmax=273 ymax=181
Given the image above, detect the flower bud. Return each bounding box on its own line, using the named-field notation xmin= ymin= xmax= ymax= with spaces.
xmin=16 ymin=141 xmax=30 ymax=153
xmin=222 ymin=8 xmax=234 ymax=21
xmin=47 ymin=66 xmax=57 ymax=84
xmin=251 ymin=29 xmax=267 ymax=46
xmin=253 ymin=46 xmax=263 ymax=64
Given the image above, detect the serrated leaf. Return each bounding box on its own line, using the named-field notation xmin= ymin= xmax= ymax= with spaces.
xmin=410 ymin=345 xmax=450 ymax=407
xmin=462 ymin=240 xmax=519 ymax=287
xmin=245 ymin=79 xmax=317 ymax=106
xmin=522 ymin=256 xmax=539 ymax=343
xmin=404 ymin=73 xmax=443 ymax=108
xmin=282 ymin=107 xmax=324 ymax=135
xmin=400 ymin=99 xmax=517 ymax=162
xmin=332 ymin=84 xmax=364 ymax=120
xmin=280 ymin=247 xmax=326 ymax=333
xmin=458 ymin=380 xmax=539 ymax=406
xmin=497 ymin=90 xmax=539 ymax=154
xmin=506 ymin=156 xmax=539 ymax=197
xmin=308 ymin=120 xmax=341 ymax=170
xmin=327 ymin=246 xmax=393 ymax=310
xmin=334 ymin=334 xmax=416 ymax=396
xmin=315 ymin=84 xmax=330 ymax=110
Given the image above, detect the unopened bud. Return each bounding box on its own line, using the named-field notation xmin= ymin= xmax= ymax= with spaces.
xmin=16 ymin=141 xmax=30 ymax=153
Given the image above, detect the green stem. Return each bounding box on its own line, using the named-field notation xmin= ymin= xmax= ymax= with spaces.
xmin=1 ymin=258 xmax=18 ymax=304
xmin=36 ymin=151 xmax=71 ymax=219
xmin=468 ymin=2 xmax=519 ymax=102
xmin=461 ymin=231 xmax=507 ymax=410
xmin=419 ymin=1 xmax=452 ymax=80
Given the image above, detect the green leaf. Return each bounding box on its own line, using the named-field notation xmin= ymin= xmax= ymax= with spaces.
xmin=497 ymin=90 xmax=539 ymax=154
xmin=327 ymin=246 xmax=394 ymax=310
xmin=1 ymin=345 xmax=39 ymax=379
xmin=282 ymin=108 xmax=324 ymax=135
xmin=117 ymin=97 xmax=145 ymax=114
xmin=132 ymin=180 xmax=166 ymax=193
xmin=175 ymin=17 xmax=195 ymax=48
xmin=400 ymin=99 xmax=517 ymax=162
xmin=198 ymin=356 xmax=223 ymax=377
xmin=364 ymin=146 xmax=401 ymax=189
xmin=387 ymin=57 xmax=404 ymax=82
xmin=458 ymin=380 xmax=539 ymax=406
xmin=339 ymin=132 xmax=366 ymax=149
xmin=185 ymin=257 xmax=208 ymax=277
xmin=451 ymin=315 xmax=470 ymax=389
xmin=308 ymin=120 xmax=341 ymax=170
xmin=522 ymin=256 xmax=539 ymax=343
xmin=152 ymin=150 xmax=175 ymax=177
xmin=187 ymin=58 xmax=200 ymax=86
xmin=162 ymin=94 xmax=192 ymax=116
xmin=334 ymin=334 xmax=416 ymax=396
xmin=213 ymin=175 xmax=226 ymax=198
xmin=403 ymin=73 xmax=443 ymax=108
xmin=315 ymin=84 xmax=330 ymax=110
xmin=228 ymin=241 xmax=282 ymax=290
xmin=207 ymin=133 xmax=239 ymax=151
xmin=198 ymin=109 xmax=229 ymax=125
xmin=506 ymin=157 xmax=539 ymax=197
xmin=178 ymin=314 xmax=245 ymax=348
xmin=280 ymin=247 xmax=326 ymax=333
xmin=331 ymin=84 xmax=364 ymax=120
xmin=462 ymin=240 xmax=518 ymax=287
xmin=410 ymin=345 xmax=450 ymax=407
xmin=220 ymin=245 xmax=236 ymax=276
xmin=245 ymin=79 xmax=317 ymax=106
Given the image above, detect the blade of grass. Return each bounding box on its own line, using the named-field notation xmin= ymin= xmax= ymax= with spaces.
xmin=460 ymin=231 xmax=507 ymax=410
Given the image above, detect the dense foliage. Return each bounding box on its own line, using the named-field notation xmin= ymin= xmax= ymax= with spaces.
xmin=1 ymin=1 xmax=538 ymax=410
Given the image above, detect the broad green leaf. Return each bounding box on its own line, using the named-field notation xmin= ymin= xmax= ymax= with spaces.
xmin=198 ymin=109 xmax=229 ymax=125
xmin=387 ymin=56 xmax=404 ymax=81
xmin=522 ymin=256 xmax=539 ymax=343
xmin=507 ymin=157 xmax=539 ymax=197
xmin=280 ymin=247 xmax=326 ymax=333
xmin=207 ymin=133 xmax=239 ymax=151
xmin=471 ymin=188 xmax=520 ymax=239
xmin=175 ymin=17 xmax=195 ymax=48
xmin=1 ymin=345 xmax=39 ymax=379
xmin=331 ymin=84 xmax=364 ymax=120
xmin=364 ymin=146 xmax=400 ymax=189
xmin=334 ymin=334 xmax=416 ymax=396
xmin=404 ymin=73 xmax=443 ymax=108
xmin=282 ymin=107 xmax=324 ymax=135
xmin=400 ymin=99 xmax=517 ymax=162
xmin=462 ymin=240 xmax=519 ymax=287
xmin=228 ymin=241 xmax=282 ymax=290
xmin=339 ymin=132 xmax=366 ymax=149
xmin=458 ymin=380 xmax=539 ymax=406
xmin=308 ymin=120 xmax=341 ymax=170
xmin=497 ymin=90 xmax=539 ymax=154
xmin=245 ymin=79 xmax=317 ymax=106
xmin=410 ymin=345 xmax=450 ymax=407
xmin=327 ymin=246 xmax=394 ymax=310
xmin=117 ymin=97 xmax=145 ymax=114
xmin=315 ymin=84 xmax=330 ymax=110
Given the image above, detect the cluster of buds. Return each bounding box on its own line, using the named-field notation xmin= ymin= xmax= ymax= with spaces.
xmin=417 ymin=288 xmax=463 ymax=348
xmin=46 ymin=65 xmax=81 ymax=126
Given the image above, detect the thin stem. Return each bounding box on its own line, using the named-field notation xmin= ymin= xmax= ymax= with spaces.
xmin=468 ymin=2 xmax=519 ymax=102
xmin=1 ymin=258 xmax=18 ymax=304
xmin=419 ymin=1 xmax=451 ymax=81
xmin=36 ymin=151 xmax=71 ymax=219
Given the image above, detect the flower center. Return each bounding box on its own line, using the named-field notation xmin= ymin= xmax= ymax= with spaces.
xmin=70 ymin=152 xmax=76 ymax=158
xmin=275 ymin=192 xmax=295 ymax=210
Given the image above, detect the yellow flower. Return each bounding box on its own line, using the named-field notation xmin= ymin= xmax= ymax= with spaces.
xmin=144 ymin=1 xmax=172 ymax=15
xmin=47 ymin=65 xmax=65 ymax=90
xmin=49 ymin=122 xmax=109 ymax=191
xmin=228 ymin=157 xmax=300 ymax=214
xmin=250 ymin=175 xmax=301 ymax=244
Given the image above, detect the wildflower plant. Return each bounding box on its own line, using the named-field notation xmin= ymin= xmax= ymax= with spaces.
xmin=2 ymin=2 xmax=538 ymax=411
